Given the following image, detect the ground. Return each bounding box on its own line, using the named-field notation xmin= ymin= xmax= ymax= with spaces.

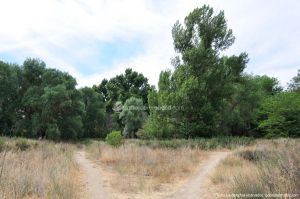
xmin=1 ymin=138 xmax=299 ymax=199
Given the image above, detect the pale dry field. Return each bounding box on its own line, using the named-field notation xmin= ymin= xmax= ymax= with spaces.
xmin=2 ymin=137 xmax=297 ymax=199
xmin=0 ymin=137 xmax=81 ymax=199
xmin=86 ymin=141 xmax=208 ymax=199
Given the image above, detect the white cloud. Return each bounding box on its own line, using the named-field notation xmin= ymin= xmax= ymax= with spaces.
xmin=0 ymin=0 xmax=299 ymax=87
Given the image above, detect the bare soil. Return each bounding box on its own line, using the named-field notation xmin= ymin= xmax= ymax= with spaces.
xmin=75 ymin=151 xmax=112 ymax=199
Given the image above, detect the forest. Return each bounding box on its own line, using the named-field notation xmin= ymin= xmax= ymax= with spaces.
xmin=0 ymin=5 xmax=299 ymax=141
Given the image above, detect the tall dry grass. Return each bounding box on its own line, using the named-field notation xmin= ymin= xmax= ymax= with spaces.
xmin=86 ymin=141 xmax=206 ymax=196
xmin=0 ymin=137 xmax=80 ymax=199
xmin=211 ymin=139 xmax=300 ymax=199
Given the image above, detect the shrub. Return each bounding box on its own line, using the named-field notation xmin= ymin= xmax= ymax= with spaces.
xmin=15 ymin=139 xmax=31 ymax=151
xmin=105 ymin=131 xmax=124 ymax=147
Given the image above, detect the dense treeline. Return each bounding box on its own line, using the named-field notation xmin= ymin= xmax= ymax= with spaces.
xmin=0 ymin=5 xmax=299 ymax=140
xmin=0 ymin=59 xmax=151 ymax=139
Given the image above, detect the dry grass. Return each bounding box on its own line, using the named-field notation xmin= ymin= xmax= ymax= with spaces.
xmin=210 ymin=139 xmax=300 ymax=199
xmin=86 ymin=141 xmax=206 ymax=198
xmin=0 ymin=137 xmax=81 ymax=199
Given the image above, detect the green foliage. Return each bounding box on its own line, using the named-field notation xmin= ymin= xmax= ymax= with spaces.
xmin=258 ymin=92 xmax=300 ymax=137
xmin=95 ymin=68 xmax=152 ymax=113
xmin=0 ymin=6 xmax=298 ymax=140
xmin=218 ymin=74 xmax=283 ymax=137
xmin=0 ymin=59 xmax=85 ymax=140
xmin=146 ymin=5 xmax=251 ymax=138
xmin=119 ymin=97 xmax=147 ymax=138
xmin=41 ymin=84 xmax=84 ymax=140
xmin=255 ymin=75 xmax=283 ymax=95
xmin=141 ymin=115 xmax=175 ymax=139
xmin=288 ymin=69 xmax=300 ymax=92
xmin=80 ymin=87 xmax=107 ymax=138
xmin=15 ymin=138 xmax=31 ymax=151
xmin=94 ymin=68 xmax=152 ymax=134
xmin=46 ymin=124 xmax=61 ymax=140
xmin=105 ymin=131 xmax=124 ymax=147
xmin=0 ymin=61 xmax=20 ymax=136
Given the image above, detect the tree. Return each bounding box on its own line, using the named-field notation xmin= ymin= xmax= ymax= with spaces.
xmin=256 ymin=75 xmax=283 ymax=95
xmin=95 ymin=68 xmax=152 ymax=113
xmin=41 ymin=84 xmax=84 ymax=139
xmin=218 ymin=74 xmax=282 ymax=136
xmin=146 ymin=5 xmax=248 ymax=138
xmin=10 ymin=58 xmax=84 ymax=140
xmin=258 ymin=92 xmax=300 ymax=137
xmin=0 ymin=61 xmax=20 ymax=135
xmin=14 ymin=59 xmax=46 ymax=137
xmin=119 ymin=97 xmax=147 ymax=138
xmin=80 ymin=87 xmax=107 ymax=138
xmin=94 ymin=68 xmax=152 ymax=133
xmin=288 ymin=69 xmax=300 ymax=92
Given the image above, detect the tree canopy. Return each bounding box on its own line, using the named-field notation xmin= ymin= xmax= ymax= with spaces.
xmin=0 ymin=5 xmax=299 ymax=140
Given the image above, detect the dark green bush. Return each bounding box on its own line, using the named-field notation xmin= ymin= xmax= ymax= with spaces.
xmin=105 ymin=131 xmax=124 ymax=147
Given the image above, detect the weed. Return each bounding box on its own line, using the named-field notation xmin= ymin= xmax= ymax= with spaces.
xmin=105 ymin=131 xmax=124 ymax=147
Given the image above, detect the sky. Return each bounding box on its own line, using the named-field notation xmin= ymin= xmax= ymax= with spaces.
xmin=0 ymin=0 xmax=299 ymax=88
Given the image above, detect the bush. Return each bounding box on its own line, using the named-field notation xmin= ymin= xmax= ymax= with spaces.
xmin=15 ymin=139 xmax=31 ymax=151
xmin=105 ymin=131 xmax=124 ymax=147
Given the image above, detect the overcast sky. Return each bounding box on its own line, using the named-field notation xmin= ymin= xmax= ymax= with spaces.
xmin=0 ymin=0 xmax=299 ymax=87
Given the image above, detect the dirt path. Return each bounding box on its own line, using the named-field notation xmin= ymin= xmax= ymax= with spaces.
xmin=167 ymin=152 xmax=230 ymax=199
xmin=74 ymin=151 xmax=111 ymax=199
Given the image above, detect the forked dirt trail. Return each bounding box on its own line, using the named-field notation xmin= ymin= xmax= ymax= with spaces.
xmin=74 ymin=151 xmax=111 ymax=199
xmin=167 ymin=152 xmax=230 ymax=199
xmin=75 ymin=150 xmax=229 ymax=199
